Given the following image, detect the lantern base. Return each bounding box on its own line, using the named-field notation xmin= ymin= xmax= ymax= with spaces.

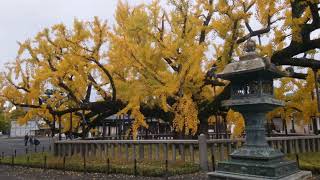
xmin=212 ymin=158 xmax=299 ymax=178
xmin=208 ymin=170 xmax=312 ymax=180
xmin=230 ymin=145 xmax=284 ymax=160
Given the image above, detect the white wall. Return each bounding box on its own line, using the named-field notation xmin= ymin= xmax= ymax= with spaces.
xmin=10 ymin=120 xmax=39 ymax=137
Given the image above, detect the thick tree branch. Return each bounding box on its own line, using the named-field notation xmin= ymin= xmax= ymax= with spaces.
xmin=199 ymin=0 xmax=213 ymax=44
xmin=84 ymin=83 xmax=92 ymax=103
xmin=271 ymin=38 xmax=320 ymax=67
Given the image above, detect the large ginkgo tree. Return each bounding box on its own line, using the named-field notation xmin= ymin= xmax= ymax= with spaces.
xmin=1 ymin=0 xmax=319 ymax=138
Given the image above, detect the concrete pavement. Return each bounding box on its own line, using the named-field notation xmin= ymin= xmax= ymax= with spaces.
xmin=0 ymin=137 xmax=53 ymax=157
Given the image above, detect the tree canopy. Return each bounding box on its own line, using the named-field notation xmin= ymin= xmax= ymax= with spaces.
xmin=0 ymin=0 xmax=319 ymax=138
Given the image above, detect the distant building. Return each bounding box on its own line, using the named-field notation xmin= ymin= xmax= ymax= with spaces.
xmin=94 ymin=114 xmax=171 ymax=138
xmin=10 ymin=120 xmax=39 ymax=137
xmin=271 ymin=116 xmax=320 ymax=135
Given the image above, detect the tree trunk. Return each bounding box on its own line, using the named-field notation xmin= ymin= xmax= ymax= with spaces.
xmin=198 ymin=118 xmax=208 ymax=136
xmin=215 ymin=116 xmax=219 ymax=139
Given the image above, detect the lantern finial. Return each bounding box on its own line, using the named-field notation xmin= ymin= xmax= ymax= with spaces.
xmin=244 ymin=39 xmax=256 ymax=52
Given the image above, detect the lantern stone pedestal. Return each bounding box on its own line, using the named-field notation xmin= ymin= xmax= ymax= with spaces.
xmin=209 ymin=170 xmax=312 ymax=180
xmin=208 ymin=40 xmax=312 ymax=180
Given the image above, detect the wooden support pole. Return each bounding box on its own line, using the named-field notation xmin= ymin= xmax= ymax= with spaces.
xmin=58 ymin=115 xmax=62 ymax=141
xmin=313 ymin=69 xmax=320 ymax=134
xmin=52 ymin=114 xmax=56 ymax=138
xmin=69 ymin=112 xmax=72 ymax=138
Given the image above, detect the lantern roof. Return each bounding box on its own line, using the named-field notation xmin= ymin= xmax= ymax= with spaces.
xmin=217 ymin=40 xmax=285 ymax=80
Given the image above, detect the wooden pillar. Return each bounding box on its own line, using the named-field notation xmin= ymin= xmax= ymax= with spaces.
xmin=69 ymin=112 xmax=72 ymax=138
xmin=313 ymin=69 xmax=320 ymax=134
xmin=58 ymin=115 xmax=62 ymax=141
xmin=115 ymin=122 xmax=118 ymax=137
xmin=108 ymin=125 xmax=111 ymax=136
xmin=145 ymin=126 xmax=149 ymax=139
xmin=102 ymin=122 xmax=106 ymax=138
xmin=215 ymin=115 xmax=219 ymax=139
xmin=52 ymin=114 xmax=56 ymax=138
xmin=82 ymin=110 xmax=86 ymax=139
xmin=157 ymin=119 xmax=160 ymax=135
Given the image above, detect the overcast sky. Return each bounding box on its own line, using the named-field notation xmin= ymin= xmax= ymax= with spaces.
xmin=0 ymin=0 xmax=153 ymax=67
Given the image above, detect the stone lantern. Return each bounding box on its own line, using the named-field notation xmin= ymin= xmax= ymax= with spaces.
xmin=208 ymin=40 xmax=311 ymax=180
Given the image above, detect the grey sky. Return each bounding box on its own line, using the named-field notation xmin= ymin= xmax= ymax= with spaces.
xmin=0 ymin=0 xmax=152 ymax=67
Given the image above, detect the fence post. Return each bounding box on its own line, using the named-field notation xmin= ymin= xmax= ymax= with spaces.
xmin=11 ymin=155 xmax=14 ymax=168
xmin=44 ymin=155 xmax=47 ymax=171
xmin=63 ymin=156 xmax=66 ymax=172
xmin=211 ymin=154 xmax=215 ymax=171
xmin=83 ymin=155 xmax=86 ymax=174
xmin=296 ymin=153 xmax=300 ymax=168
xmin=138 ymin=144 xmax=144 ymax=160
xmin=165 ymin=159 xmax=168 ymax=180
xmin=134 ymin=158 xmax=137 ymax=176
xmin=27 ymin=156 xmax=30 ymax=168
xmin=14 ymin=150 xmax=16 ymax=157
xmin=107 ymin=158 xmax=110 ymax=174
xmin=198 ymin=134 xmax=208 ymax=171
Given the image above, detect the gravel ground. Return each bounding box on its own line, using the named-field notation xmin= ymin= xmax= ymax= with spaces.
xmin=0 ymin=165 xmax=208 ymax=180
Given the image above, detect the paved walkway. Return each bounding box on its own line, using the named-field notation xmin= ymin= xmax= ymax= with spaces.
xmin=0 ymin=137 xmax=52 ymax=157
xmin=0 ymin=165 xmax=207 ymax=180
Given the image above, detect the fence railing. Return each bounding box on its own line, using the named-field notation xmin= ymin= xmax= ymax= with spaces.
xmin=54 ymin=135 xmax=320 ymax=170
xmin=91 ymin=134 xmax=175 ymax=140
